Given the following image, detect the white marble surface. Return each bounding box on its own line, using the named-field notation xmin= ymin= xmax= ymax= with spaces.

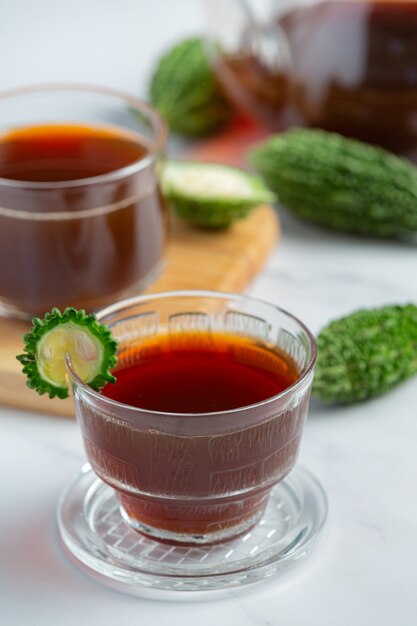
xmin=1 ymin=1 xmax=417 ymax=624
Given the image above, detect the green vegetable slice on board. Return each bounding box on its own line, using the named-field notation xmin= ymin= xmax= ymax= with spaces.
xmin=161 ymin=160 xmax=276 ymax=228
xmin=17 ymin=307 xmax=118 ymax=399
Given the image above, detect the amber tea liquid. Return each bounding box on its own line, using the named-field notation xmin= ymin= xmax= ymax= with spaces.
xmin=0 ymin=123 xmax=166 ymax=316
xmin=80 ymin=332 xmax=306 ymax=541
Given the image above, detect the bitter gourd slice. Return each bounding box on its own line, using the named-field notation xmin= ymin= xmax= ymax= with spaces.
xmin=162 ymin=160 xmax=275 ymax=228
xmin=17 ymin=308 xmax=118 ymax=399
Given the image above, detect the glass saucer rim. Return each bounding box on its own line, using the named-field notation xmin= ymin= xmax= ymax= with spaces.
xmin=57 ymin=463 xmax=328 ymax=595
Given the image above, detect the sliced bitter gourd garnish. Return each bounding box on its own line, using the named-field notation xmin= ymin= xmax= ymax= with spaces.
xmin=17 ymin=308 xmax=118 ymax=399
xmin=161 ymin=161 xmax=276 ymax=228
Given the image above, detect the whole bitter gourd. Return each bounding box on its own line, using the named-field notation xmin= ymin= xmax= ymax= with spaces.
xmin=250 ymin=129 xmax=417 ymax=237
xmin=150 ymin=37 xmax=232 ymax=137
xmin=313 ymin=304 xmax=417 ymax=404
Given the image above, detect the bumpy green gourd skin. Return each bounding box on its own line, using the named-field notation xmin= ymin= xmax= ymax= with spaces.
xmin=169 ymin=196 xmax=255 ymax=228
xmin=17 ymin=308 xmax=118 ymax=399
xmin=250 ymin=129 xmax=417 ymax=237
xmin=313 ymin=304 xmax=417 ymax=404
xmin=149 ymin=37 xmax=232 ymax=137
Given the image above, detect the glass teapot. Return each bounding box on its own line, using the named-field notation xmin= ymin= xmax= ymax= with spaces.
xmin=206 ymin=0 xmax=417 ymax=162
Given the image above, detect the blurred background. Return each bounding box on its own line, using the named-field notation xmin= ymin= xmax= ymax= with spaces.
xmin=0 ymin=0 xmax=200 ymax=93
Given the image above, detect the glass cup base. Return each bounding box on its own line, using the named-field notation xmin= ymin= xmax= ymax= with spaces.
xmin=57 ymin=464 xmax=328 ymax=598
xmin=119 ymin=502 xmax=266 ymax=546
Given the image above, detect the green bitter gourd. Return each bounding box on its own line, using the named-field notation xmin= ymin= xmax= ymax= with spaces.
xmin=250 ymin=129 xmax=417 ymax=237
xmin=150 ymin=37 xmax=232 ymax=137
xmin=313 ymin=304 xmax=417 ymax=404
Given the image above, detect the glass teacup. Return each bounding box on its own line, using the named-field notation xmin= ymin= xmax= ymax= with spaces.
xmin=0 ymin=84 xmax=167 ymax=320
xmin=67 ymin=290 xmax=317 ymax=545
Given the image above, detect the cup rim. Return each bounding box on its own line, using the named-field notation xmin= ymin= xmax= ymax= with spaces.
xmin=0 ymin=82 xmax=168 ymax=192
xmin=67 ymin=290 xmax=317 ymax=420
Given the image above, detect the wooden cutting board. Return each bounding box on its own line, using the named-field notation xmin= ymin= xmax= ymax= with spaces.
xmin=0 ymin=204 xmax=279 ymax=417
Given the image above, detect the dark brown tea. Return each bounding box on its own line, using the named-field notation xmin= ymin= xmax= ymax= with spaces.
xmin=216 ymin=0 xmax=417 ymax=160
xmin=0 ymin=124 xmax=166 ymax=316
xmin=80 ymin=332 xmax=306 ymax=540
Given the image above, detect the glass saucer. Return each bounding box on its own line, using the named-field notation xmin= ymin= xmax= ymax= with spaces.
xmin=57 ymin=464 xmax=327 ymax=598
